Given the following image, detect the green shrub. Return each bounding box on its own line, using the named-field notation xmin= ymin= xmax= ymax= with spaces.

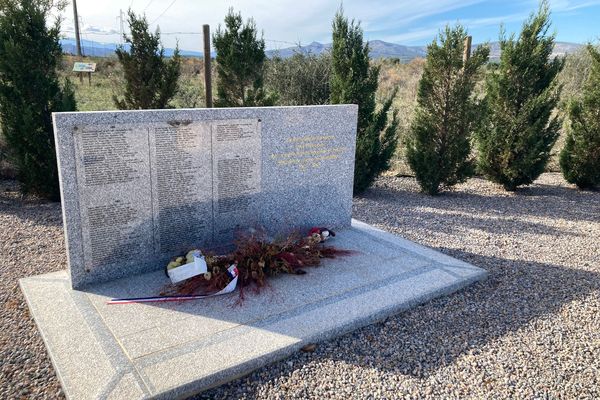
xmin=406 ymin=25 xmax=489 ymax=195
xmin=172 ymin=77 xmax=204 ymax=109
xmin=330 ymin=8 xmax=398 ymax=194
xmin=266 ymin=52 xmax=331 ymax=106
xmin=475 ymin=1 xmax=564 ymax=191
xmin=560 ymin=44 xmax=600 ymax=189
xmin=0 ymin=0 xmax=77 ymax=199
xmin=213 ymin=8 xmax=276 ymax=107
xmin=113 ymin=10 xmax=181 ymax=110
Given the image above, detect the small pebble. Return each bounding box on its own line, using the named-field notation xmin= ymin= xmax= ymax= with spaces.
xmin=301 ymin=344 xmax=317 ymax=353
xmin=2 ymin=174 xmax=599 ymax=400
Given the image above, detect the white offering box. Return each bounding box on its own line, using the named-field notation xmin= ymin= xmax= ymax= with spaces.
xmin=167 ymin=254 xmax=208 ymax=284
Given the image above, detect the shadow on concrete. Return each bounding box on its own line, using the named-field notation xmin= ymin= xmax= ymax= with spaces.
xmin=193 ymin=177 xmax=599 ymax=398
xmin=193 ymin=248 xmax=599 ymax=399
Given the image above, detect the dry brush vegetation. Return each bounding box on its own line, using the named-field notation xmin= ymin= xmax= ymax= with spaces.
xmin=0 ymin=50 xmax=589 ymax=179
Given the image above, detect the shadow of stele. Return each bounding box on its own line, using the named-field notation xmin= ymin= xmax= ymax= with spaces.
xmin=194 ymin=177 xmax=599 ymax=398
xmin=194 ymin=249 xmax=599 ymax=400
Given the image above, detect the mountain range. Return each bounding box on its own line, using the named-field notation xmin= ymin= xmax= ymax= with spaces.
xmin=264 ymin=40 xmax=427 ymax=60
xmin=60 ymin=38 xmax=205 ymax=57
xmin=60 ymin=38 xmax=583 ymax=62
xmin=263 ymin=40 xmax=583 ymax=61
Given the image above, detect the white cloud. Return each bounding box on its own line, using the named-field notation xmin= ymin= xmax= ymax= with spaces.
xmin=59 ymin=0 xmax=600 ymax=50
xmin=548 ymin=0 xmax=600 ymax=11
xmin=59 ymin=0 xmax=488 ymax=50
xmin=378 ymin=11 xmax=529 ymax=44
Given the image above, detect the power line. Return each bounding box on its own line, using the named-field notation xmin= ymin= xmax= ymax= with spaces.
xmin=61 ymin=29 xmax=313 ymax=54
xmin=143 ymin=0 xmax=155 ymax=12
xmin=160 ymin=31 xmax=201 ymax=35
xmin=264 ymin=39 xmax=299 ymax=46
xmin=62 ymin=29 xmax=309 ymax=47
xmin=150 ymin=0 xmax=176 ymax=25
xmin=62 ymin=29 xmax=116 ymax=36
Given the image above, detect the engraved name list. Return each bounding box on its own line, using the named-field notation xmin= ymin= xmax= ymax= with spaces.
xmin=73 ymin=119 xmax=261 ymax=275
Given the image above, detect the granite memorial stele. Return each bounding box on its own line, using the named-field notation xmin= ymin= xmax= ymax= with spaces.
xmin=53 ymin=105 xmax=359 ymax=288
xmin=20 ymin=105 xmax=487 ymax=399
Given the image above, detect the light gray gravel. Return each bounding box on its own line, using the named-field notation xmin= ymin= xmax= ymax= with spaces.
xmin=0 ymin=180 xmax=64 ymax=399
xmin=1 ymin=173 xmax=599 ymax=399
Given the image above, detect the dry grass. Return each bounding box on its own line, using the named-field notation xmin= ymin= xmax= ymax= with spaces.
xmin=0 ymin=52 xmax=587 ymax=179
xmin=59 ymin=55 xmax=207 ymax=111
xmin=375 ymin=58 xmax=424 ymax=175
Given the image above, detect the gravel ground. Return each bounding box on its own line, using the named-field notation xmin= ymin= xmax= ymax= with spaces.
xmin=0 ymin=180 xmax=64 ymax=399
xmin=1 ymin=173 xmax=599 ymax=399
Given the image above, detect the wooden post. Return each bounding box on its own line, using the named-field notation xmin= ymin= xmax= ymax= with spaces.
xmin=463 ymin=35 xmax=472 ymax=63
xmin=88 ymin=71 xmax=92 ymax=86
xmin=73 ymin=0 xmax=83 ymax=83
xmin=203 ymin=24 xmax=213 ymax=108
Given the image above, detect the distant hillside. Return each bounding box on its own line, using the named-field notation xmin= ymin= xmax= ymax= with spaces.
xmin=60 ymin=38 xmax=204 ymax=58
xmin=267 ymin=40 xmax=583 ymax=61
xmin=485 ymin=41 xmax=583 ymax=61
xmin=265 ymin=40 xmax=427 ymax=60
xmin=60 ymin=37 xmax=582 ymax=62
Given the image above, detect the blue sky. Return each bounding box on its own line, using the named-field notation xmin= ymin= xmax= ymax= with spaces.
xmin=364 ymin=0 xmax=600 ymax=45
xmin=61 ymin=0 xmax=600 ymax=51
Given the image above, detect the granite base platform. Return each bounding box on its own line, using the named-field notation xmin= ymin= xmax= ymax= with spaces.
xmin=20 ymin=220 xmax=487 ymax=400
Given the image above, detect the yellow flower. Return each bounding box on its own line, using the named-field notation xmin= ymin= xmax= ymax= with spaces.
xmin=167 ymin=261 xmax=180 ymax=270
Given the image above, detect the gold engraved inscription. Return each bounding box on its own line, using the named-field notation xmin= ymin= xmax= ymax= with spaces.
xmin=270 ymin=135 xmax=348 ymax=171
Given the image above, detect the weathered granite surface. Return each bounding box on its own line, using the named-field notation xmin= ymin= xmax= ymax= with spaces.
xmin=53 ymin=106 xmax=358 ymax=288
xmin=20 ymin=220 xmax=488 ymax=400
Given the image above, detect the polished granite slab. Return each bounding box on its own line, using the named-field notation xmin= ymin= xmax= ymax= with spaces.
xmin=20 ymin=220 xmax=487 ymax=399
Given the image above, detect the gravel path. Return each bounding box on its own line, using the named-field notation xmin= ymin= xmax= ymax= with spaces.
xmin=1 ymin=173 xmax=599 ymax=399
xmin=0 ymin=181 xmax=64 ymax=399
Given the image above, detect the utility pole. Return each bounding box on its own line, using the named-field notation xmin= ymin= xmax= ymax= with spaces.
xmin=203 ymin=24 xmax=213 ymax=108
xmin=463 ymin=35 xmax=472 ymax=63
xmin=118 ymin=9 xmax=125 ymax=44
xmin=72 ymin=0 xmax=83 ymax=82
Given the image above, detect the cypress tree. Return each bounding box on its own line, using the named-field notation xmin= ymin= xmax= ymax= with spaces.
xmin=475 ymin=1 xmax=564 ymax=191
xmin=406 ymin=25 xmax=489 ymax=195
xmin=330 ymin=9 xmax=398 ymax=194
xmin=114 ymin=10 xmax=181 ymax=110
xmin=560 ymin=44 xmax=600 ymax=189
xmin=213 ymin=8 xmax=275 ymax=107
xmin=0 ymin=0 xmax=76 ymax=200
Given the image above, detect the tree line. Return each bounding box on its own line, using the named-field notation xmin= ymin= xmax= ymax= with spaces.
xmin=406 ymin=1 xmax=599 ymax=194
xmin=114 ymin=7 xmax=399 ymax=195
xmin=0 ymin=0 xmax=598 ymax=202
